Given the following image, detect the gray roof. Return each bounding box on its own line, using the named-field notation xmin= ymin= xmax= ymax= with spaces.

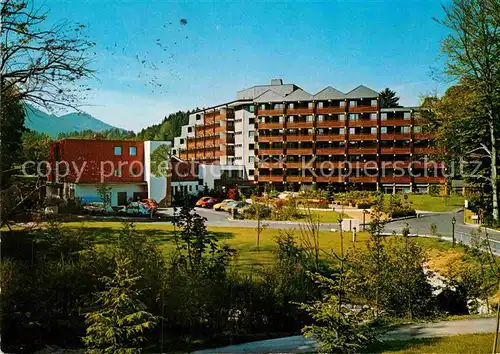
xmin=345 ymin=85 xmax=379 ymax=99
xmin=380 ymin=107 xmax=421 ymax=112
xmin=314 ymin=86 xmax=346 ymax=100
xmin=283 ymin=88 xmax=313 ymax=102
xmin=237 ymin=84 xmax=298 ymax=100
xmin=254 ymin=89 xmax=285 ymax=103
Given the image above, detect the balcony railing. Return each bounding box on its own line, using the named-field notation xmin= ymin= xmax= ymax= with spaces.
xmin=258 ymin=135 xmax=283 ymax=143
xmin=381 ymin=119 xmax=411 ymax=127
xmin=316 ymin=134 xmax=345 ymax=142
xmin=349 ymin=147 xmax=377 ymax=154
xmin=287 ymin=107 xmax=314 ymax=115
xmin=287 ymin=134 xmax=312 ymax=142
xmin=380 ymin=161 xmax=411 ymax=168
xmin=349 ymin=161 xmax=377 ymax=168
xmin=349 ymin=120 xmax=378 ymax=127
xmin=286 ymin=176 xmax=314 ymax=183
xmin=316 ymin=147 xmax=345 ymax=155
xmin=411 ymin=161 xmax=445 ymax=169
xmin=381 ymin=176 xmax=411 ymax=183
xmin=414 ymin=147 xmax=439 ymax=154
xmin=348 ymin=105 xmax=377 ymax=113
xmin=414 ymin=133 xmax=434 ymax=140
xmin=259 ymin=161 xmax=284 ymax=169
xmin=380 ymin=147 xmax=411 ymax=154
xmin=349 ymin=176 xmax=378 ymax=183
xmin=316 ymin=161 xmax=345 ymax=169
xmin=287 ymin=148 xmax=314 ymax=155
xmin=316 ymin=175 xmax=345 ymax=183
xmin=259 ymin=148 xmax=283 ymax=155
xmin=287 ymin=161 xmax=314 ymax=168
xmin=258 ymin=122 xmax=284 ymax=129
xmin=380 ymin=133 xmax=411 ymax=140
xmin=317 ymin=120 xmax=345 ymax=128
xmin=258 ymin=109 xmax=284 ymax=116
xmin=317 ymin=106 xmax=345 ymax=114
xmin=259 ymin=175 xmax=284 ymax=183
xmin=414 ymin=176 xmax=446 ymax=183
xmin=349 ymin=133 xmax=377 ymax=141
xmin=286 ymin=121 xmax=314 ymax=129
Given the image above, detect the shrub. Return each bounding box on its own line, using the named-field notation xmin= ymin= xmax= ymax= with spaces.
xmin=428 ymin=184 xmax=441 ymax=196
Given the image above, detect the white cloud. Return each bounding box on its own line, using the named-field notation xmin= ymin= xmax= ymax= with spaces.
xmin=82 ymin=89 xmax=177 ymax=132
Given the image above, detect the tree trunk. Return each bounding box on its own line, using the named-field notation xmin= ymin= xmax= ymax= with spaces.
xmin=489 ymin=116 xmax=499 ymax=222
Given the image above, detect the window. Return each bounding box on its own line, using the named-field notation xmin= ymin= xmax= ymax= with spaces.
xmin=249 ymin=105 xmax=255 ymax=113
xmin=308 ymin=102 xmax=314 ymax=108
xmin=307 ymin=115 xmax=314 ymax=122
xmin=288 ymin=103 xmax=294 ymax=109
xmin=339 ymin=128 xmax=345 ymax=135
xmin=288 ymin=116 xmax=294 ymax=123
xmin=189 ymin=185 xmax=192 ymax=191
xmin=260 ymin=104 xmax=266 ymax=110
xmin=371 ymin=127 xmax=377 ymax=134
xmin=402 ymin=126 xmax=410 ymax=133
xmin=404 ymin=112 xmax=411 ymax=119
xmin=249 ymin=144 xmax=254 ymax=150
xmin=249 ymin=156 xmax=255 ymax=163
xmin=235 ymin=144 xmax=242 ymax=148
xmin=349 ymin=101 xmax=357 ymax=107
xmin=179 ymin=138 xmax=184 ymax=144
xmin=317 ymin=101 xmax=324 ymax=108
xmin=370 ymin=113 xmax=377 ymax=120
xmin=349 ymin=128 xmax=356 ymax=135
xmin=381 ymin=113 xmax=387 ymax=120
xmin=349 ymin=114 xmax=359 ymax=121
xmin=114 ymin=146 xmax=122 ymax=156
xmin=338 ymin=114 xmax=345 ymax=121
xmin=249 ymin=131 xmax=254 ymax=137
xmin=113 ymin=167 xmax=122 ymax=177
xmin=249 ymin=169 xmax=254 ymax=176
xmin=318 ymin=115 xmax=324 ymax=121
xmin=381 ymin=127 xmax=388 ymax=134
xmin=235 ymin=131 xmax=242 ymax=135
xmin=188 ymin=127 xmax=192 ymax=133
xmin=370 ymin=99 xmax=377 ymax=106
xmin=129 ymin=146 xmax=137 ymax=156
xmin=249 ymin=118 xmax=255 ymax=124
xmin=274 ymin=103 xmax=284 ymax=110
xmin=196 ymin=114 xmax=201 ymax=120
xmin=339 ymin=101 xmax=346 ymax=107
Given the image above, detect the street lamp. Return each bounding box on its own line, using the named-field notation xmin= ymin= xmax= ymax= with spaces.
xmin=452 ymin=216 xmax=457 ymax=248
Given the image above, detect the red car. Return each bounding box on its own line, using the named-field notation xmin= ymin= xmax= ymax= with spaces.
xmin=141 ymin=199 xmax=159 ymax=210
xmin=195 ymin=197 xmax=219 ymax=208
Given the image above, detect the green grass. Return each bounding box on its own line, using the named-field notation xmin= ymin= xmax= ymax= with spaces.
xmin=403 ymin=194 xmax=464 ymax=213
xmin=292 ymin=210 xmax=349 ymax=223
xmin=58 ymin=221 xmax=370 ymax=271
xmin=365 ymin=333 xmax=497 ymax=353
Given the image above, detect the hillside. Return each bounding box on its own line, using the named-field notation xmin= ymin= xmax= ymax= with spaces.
xmin=24 ymin=105 xmax=122 ymax=138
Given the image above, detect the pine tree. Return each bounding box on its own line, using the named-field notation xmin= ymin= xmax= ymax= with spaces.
xmin=379 ymin=88 xmax=400 ymax=108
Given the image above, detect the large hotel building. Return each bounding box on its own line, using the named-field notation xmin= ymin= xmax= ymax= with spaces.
xmin=172 ymin=79 xmax=444 ymax=193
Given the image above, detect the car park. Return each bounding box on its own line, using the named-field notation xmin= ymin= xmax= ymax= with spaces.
xmin=195 ymin=197 xmax=219 ymax=208
xmin=213 ymin=199 xmax=235 ymax=211
xmin=118 ymin=202 xmax=150 ymax=216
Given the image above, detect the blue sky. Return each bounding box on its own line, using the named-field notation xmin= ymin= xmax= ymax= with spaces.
xmin=46 ymin=0 xmax=451 ymax=131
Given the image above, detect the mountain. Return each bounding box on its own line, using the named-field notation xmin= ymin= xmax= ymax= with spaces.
xmin=24 ymin=104 xmax=122 ymax=138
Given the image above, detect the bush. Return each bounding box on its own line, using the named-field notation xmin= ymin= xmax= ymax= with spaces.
xmin=428 ymin=184 xmax=441 ymax=196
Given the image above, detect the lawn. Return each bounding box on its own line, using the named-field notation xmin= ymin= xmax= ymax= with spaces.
xmin=58 ymin=221 xmax=369 ymax=271
xmin=289 ymin=209 xmax=349 ymax=223
xmin=365 ymin=333 xmax=497 ymax=353
xmin=404 ymin=194 xmax=464 ymax=213
xmin=55 ymin=221 xmax=452 ymax=272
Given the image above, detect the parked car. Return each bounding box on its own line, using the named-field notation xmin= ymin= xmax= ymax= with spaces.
xmin=195 ymin=197 xmax=219 ymax=208
xmin=222 ymin=201 xmax=249 ymax=213
xmin=213 ymin=199 xmax=235 ymax=211
xmin=83 ymin=202 xmax=114 ymax=215
xmin=141 ymin=199 xmax=158 ymax=212
xmin=118 ymin=202 xmax=150 ymax=216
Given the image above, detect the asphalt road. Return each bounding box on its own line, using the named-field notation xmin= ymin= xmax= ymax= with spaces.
xmin=193 ymin=317 xmax=497 ymax=353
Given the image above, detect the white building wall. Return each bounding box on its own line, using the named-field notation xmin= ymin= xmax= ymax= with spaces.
xmin=199 ymin=164 xmax=245 ymax=189
xmin=74 ymin=183 xmax=146 ymax=206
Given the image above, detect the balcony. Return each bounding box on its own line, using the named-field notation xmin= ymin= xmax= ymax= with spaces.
xmin=286 ymin=121 xmax=314 ymax=129
xmin=287 ymin=161 xmax=314 ymax=168
xmin=380 ymin=161 xmax=411 ymax=168
xmin=316 ymin=147 xmax=345 ymax=155
xmin=349 ymin=176 xmax=378 ymax=183
xmin=258 ymin=109 xmax=284 ymax=116
xmin=349 ymin=147 xmax=377 ymax=154
xmin=414 ymin=133 xmax=434 ymax=140
xmin=349 ymin=133 xmax=377 ymax=141
xmin=317 ymin=106 xmax=345 ymax=114
xmin=317 ymin=161 xmax=345 ymax=169
xmin=286 ymin=176 xmax=314 ymax=183
xmin=259 ymin=148 xmax=283 ymax=155
xmin=349 ymin=161 xmax=377 ymax=169
xmin=259 ymin=161 xmax=284 ymax=169
xmin=316 ymin=175 xmax=345 ymax=183
xmin=380 ymin=147 xmax=411 ymax=154
xmin=414 ymin=147 xmax=439 ymax=154
xmin=380 ymin=133 xmax=411 ymax=140
xmin=317 ymin=120 xmax=345 ymax=128
xmin=412 ymin=161 xmax=445 ymax=169
xmin=258 ymin=135 xmax=283 ymax=143
xmin=287 ymin=107 xmax=314 ymax=115
xmin=414 ymin=176 xmax=446 ymax=183
xmin=259 ymin=175 xmax=284 ymax=183
xmin=316 ymin=134 xmax=345 ymax=142
xmin=258 ymin=122 xmax=284 ymax=129
xmin=381 ymin=119 xmax=411 ymax=127
xmin=214 ymin=125 xmax=225 ymax=134
xmin=287 ymin=134 xmax=313 ymax=142
xmin=349 ymin=120 xmax=378 ymax=127
xmin=287 ymin=148 xmax=314 ymax=155
xmin=381 ymin=176 xmax=411 ymax=183
xmin=348 ymin=105 xmax=377 ymax=113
